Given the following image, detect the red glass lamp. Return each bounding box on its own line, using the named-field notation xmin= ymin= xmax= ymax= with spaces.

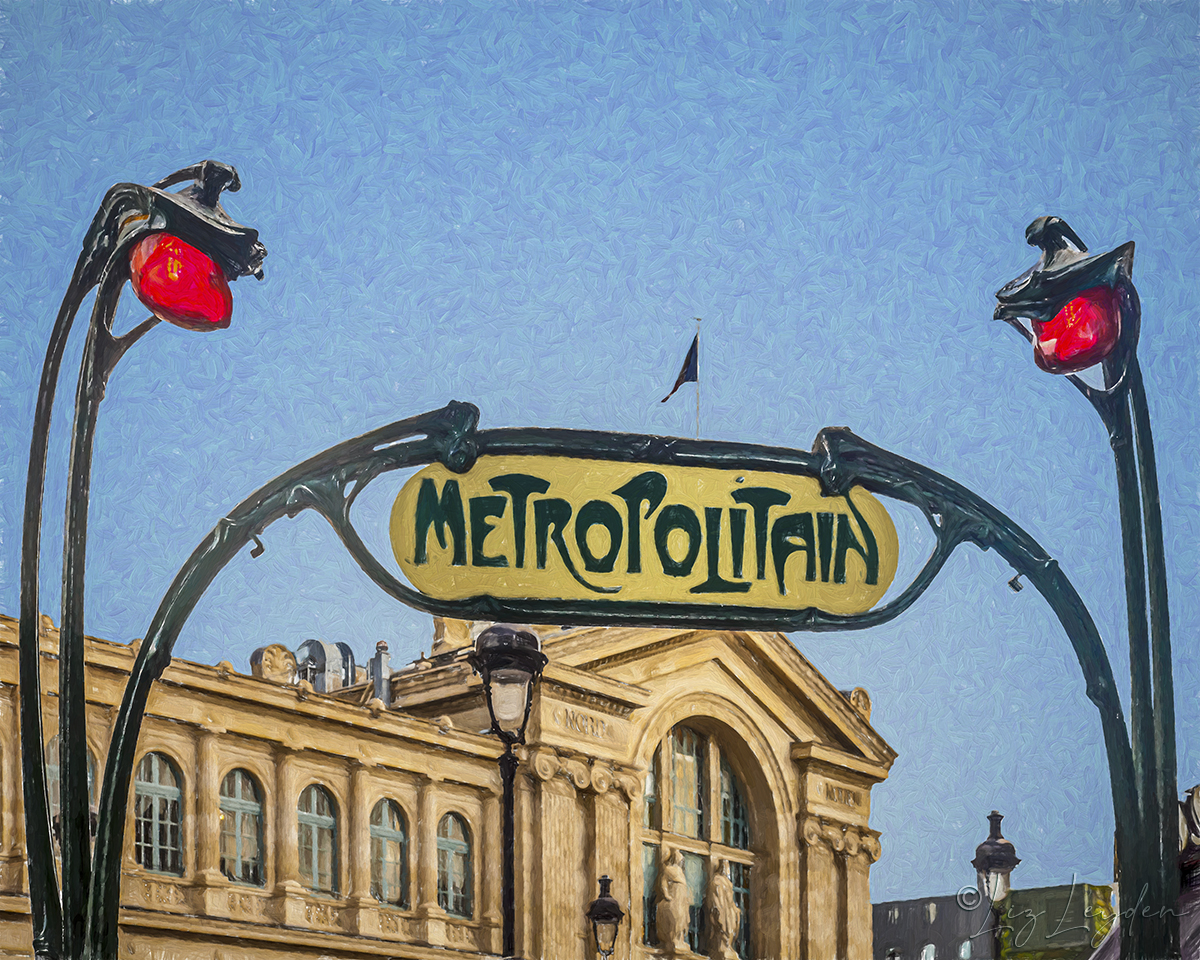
xmin=129 ymin=232 xmax=234 ymax=331
xmin=994 ymin=217 xmax=1137 ymax=380
xmin=1031 ymin=284 xmax=1122 ymax=374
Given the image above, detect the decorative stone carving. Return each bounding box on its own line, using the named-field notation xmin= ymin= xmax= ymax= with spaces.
xmin=530 ymin=746 xmax=561 ymax=782
xmin=560 ymin=756 xmax=590 ymax=790
xmin=431 ymin=617 xmax=473 ymax=654
xmin=848 ymin=687 xmax=872 ymax=721
xmin=861 ymin=832 xmax=882 ymax=863
xmin=250 ymin=644 xmax=297 ymax=683
xmin=801 ymin=816 xmax=824 ymax=849
xmin=706 ymin=859 xmax=743 ymax=960
xmin=614 ymin=768 xmax=642 ymax=802
xmin=655 ymin=847 xmax=689 ymax=954
xmin=802 ymin=816 xmax=882 ymax=863
xmin=590 ymin=761 xmax=614 ymax=795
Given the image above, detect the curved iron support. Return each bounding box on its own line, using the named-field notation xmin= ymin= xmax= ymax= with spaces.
xmin=996 ymin=220 xmax=1176 ymax=959
xmin=87 ymin=401 xmax=476 ymax=960
xmin=89 ymin=403 xmax=1135 ymax=960
xmin=19 ymin=164 xmax=264 ymax=960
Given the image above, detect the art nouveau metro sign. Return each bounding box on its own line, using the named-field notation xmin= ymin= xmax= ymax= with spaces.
xmin=390 ymin=451 xmax=898 ymax=618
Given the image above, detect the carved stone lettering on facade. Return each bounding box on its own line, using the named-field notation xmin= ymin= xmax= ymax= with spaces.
xmin=821 ymin=781 xmax=862 ymax=808
xmin=553 ymin=706 xmax=610 ymax=741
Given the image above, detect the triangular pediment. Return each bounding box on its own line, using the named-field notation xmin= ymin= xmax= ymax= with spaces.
xmin=542 ymin=624 xmax=896 ymax=776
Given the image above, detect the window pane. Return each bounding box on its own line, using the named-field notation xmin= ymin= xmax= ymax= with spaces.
xmin=682 ymin=851 xmax=706 ymax=953
xmin=298 ymin=785 xmax=337 ymax=895
xmin=133 ymin=753 xmax=182 ymax=875
xmin=370 ymin=800 xmax=408 ymax=907
xmin=642 ymin=844 xmax=659 ymax=945
xmin=644 ymin=746 xmax=661 ymax=830
xmin=437 ymin=814 xmax=472 ymax=917
xmin=220 ymin=770 xmax=264 ymax=886
xmin=671 ymin=727 xmax=705 ymax=838
xmin=721 ymin=758 xmax=751 ymax=850
xmin=730 ymin=861 xmax=752 ymax=959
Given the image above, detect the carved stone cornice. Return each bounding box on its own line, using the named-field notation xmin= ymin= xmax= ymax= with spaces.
xmin=539 ymin=680 xmax=635 ymax=719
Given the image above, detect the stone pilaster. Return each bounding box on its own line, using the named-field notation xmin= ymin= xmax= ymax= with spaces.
xmin=800 ymin=816 xmax=841 ymax=960
xmin=413 ymin=774 xmax=447 ymax=944
xmin=347 ymin=762 xmax=372 ymax=900
xmin=0 ymin=687 xmax=25 ymax=893
xmin=271 ymin=746 xmax=305 ymax=926
xmin=345 ymin=761 xmax=377 ymax=935
xmin=843 ymin=827 xmax=881 ymax=960
xmin=534 ymin=749 xmax=585 ymax=960
xmin=195 ymin=730 xmax=230 ymax=916
xmin=481 ymin=788 xmax=503 ymax=955
xmin=588 ymin=761 xmax=634 ymax=960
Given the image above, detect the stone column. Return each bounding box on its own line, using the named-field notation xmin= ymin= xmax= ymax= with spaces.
xmin=414 ymin=774 xmax=446 ymax=945
xmin=481 ymin=788 xmax=503 ymax=955
xmin=0 ymin=687 xmax=25 ymax=893
xmin=196 ymin=732 xmax=221 ymax=878
xmin=589 ymin=763 xmax=633 ymax=960
xmin=345 ymin=761 xmax=378 ymax=935
xmin=843 ymin=828 xmax=881 ymax=960
xmin=534 ymin=750 xmax=587 ymax=960
xmin=800 ymin=816 xmax=841 ymax=960
xmin=195 ymin=730 xmax=229 ymax=916
xmin=347 ymin=762 xmax=372 ymax=900
xmin=272 ymin=746 xmax=304 ymax=926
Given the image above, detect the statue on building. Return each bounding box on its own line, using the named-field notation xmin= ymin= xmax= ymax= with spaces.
xmin=706 ymin=859 xmax=742 ymax=960
xmin=249 ymin=643 xmax=297 ymax=684
xmin=656 ymin=847 xmax=689 ymax=954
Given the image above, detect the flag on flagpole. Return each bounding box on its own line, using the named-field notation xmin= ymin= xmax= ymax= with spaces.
xmin=661 ymin=334 xmax=699 ymax=403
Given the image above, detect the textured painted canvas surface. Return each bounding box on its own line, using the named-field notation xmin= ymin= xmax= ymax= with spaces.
xmin=1 ymin=0 xmax=1196 ymax=913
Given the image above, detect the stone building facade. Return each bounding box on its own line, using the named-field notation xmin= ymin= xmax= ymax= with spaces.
xmin=0 ymin=613 xmax=895 ymax=959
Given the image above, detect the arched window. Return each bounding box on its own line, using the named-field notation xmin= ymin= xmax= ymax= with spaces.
xmin=45 ymin=736 xmax=97 ymax=844
xmin=370 ymin=799 xmax=409 ymax=908
xmin=298 ymin=785 xmax=338 ymax=895
xmin=133 ymin=752 xmax=183 ymax=875
xmin=437 ymin=813 xmax=473 ymax=917
xmin=219 ymin=770 xmax=264 ymax=886
xmin=641 ymin=724 xmax=756 ymax=958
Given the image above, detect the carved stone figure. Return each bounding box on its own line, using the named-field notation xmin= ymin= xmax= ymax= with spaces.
xmin=655 ymin=847 xmax=689 ymax=954
xmin=706 ymin=859 xmax=742 ymax=960
xmin=249 ymin=644 xmax=297 ymax=684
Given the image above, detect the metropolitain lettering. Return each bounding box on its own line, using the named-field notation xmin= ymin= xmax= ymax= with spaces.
xmin=407 ymin=469 xmax=879 ymax=599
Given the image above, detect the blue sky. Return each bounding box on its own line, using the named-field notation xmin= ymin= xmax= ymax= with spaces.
xmin=1 ymin=0 xmax=1196 ymax=902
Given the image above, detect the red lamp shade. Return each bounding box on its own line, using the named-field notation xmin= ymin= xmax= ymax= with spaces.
xmin=128 ymin=233 xmax=233 ymax=331
xmin=1031 ymin=285 xmax=1121 ymax=374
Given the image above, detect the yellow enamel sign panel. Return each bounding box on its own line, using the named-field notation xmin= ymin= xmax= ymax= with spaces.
xmin=390 ymin=455 xmax=898 ymax=615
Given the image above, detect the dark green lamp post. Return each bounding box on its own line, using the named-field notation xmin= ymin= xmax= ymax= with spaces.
xmin=972 ymin=810 xmax=1020 ymax=959
xmin=995 ymin=218 xmax=1178 ymax=960
xmin=18 ymin=162 xmax=264 ymax=960
xmin=467 ymin=624 xmax=548 ymax=960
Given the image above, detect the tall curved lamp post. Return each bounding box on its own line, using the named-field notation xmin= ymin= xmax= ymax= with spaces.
xmin=18 ymin=162 xmax=265 ymax=960
xmin=995 ymin=218 xmax=1177 ymax=959
xmin=467 ymin=624 xmax=548 ymax=960
xmin=971 ymin=810 xmax=1019 ymax=959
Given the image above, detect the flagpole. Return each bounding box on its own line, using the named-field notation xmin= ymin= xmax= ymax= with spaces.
xmin=694 ymin=317 xmax=701 ymax=439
